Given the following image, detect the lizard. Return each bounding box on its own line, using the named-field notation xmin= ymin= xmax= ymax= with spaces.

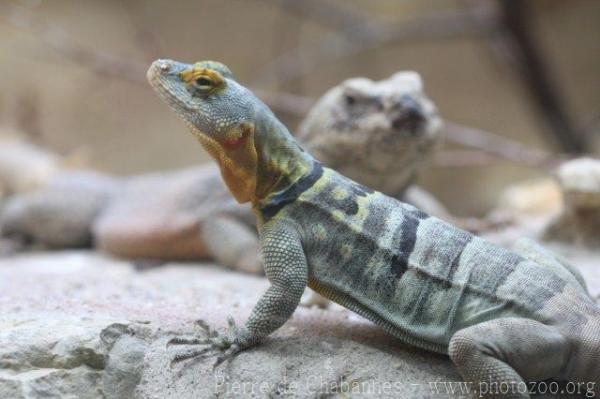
xmin=147 ymin=59 xmax=600 ymax=398
xmin=297 ymin=70 xmax=441 ymax=201
xmin=0 ymin=69 xmax=443 ymax=273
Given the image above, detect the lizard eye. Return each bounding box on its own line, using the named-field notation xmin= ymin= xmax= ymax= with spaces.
xmin=194 ymin=77 xmax=213 ymax=89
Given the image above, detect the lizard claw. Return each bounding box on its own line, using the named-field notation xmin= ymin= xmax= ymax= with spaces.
xmin=226 ymin=316 xmax=240 ymax=335
xmin=167 ymin=316 xmax=247 ymax=368
xmin=212 ymin=343 xmax=241 ymax=369
xmin=195 ymin=319 xmax=219 ymax=338
xmin=166 ymin=336 xmax=210 ymax=348
xmin=169 ymin=346 xmax=220 ymax=367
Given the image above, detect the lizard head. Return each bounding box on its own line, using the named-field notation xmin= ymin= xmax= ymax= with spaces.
xmin=296 ymin=71 xmax=442 ymax=195
xmin=147 ymin=59 xmax=312 ymax=205
xmin=147 ymin=59 xmax=261 ymax=204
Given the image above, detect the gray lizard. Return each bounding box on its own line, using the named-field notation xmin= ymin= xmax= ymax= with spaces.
xmin=298 ymin=70 xmax=441 ymax=198
xmin=148 ymin=59 xmax=599 ymax=398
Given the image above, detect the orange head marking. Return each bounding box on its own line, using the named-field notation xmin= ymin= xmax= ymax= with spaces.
xmin=179 ymin=66 xmax=226 ymax=93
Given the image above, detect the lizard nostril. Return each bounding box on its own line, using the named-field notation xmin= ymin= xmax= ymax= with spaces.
xmin=157 ymin=60 xmax=171 ymax=73
xmin=400 ymin=96 xmax=423 ymax=118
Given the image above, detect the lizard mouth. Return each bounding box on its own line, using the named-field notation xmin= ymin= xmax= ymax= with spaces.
xmin=391 ymin=113 xmax=426 ymax=136
xmin=147 ymin=60 xmax=220 ymax=147
xmin=147 ymin=60 xmax=191 ymax=118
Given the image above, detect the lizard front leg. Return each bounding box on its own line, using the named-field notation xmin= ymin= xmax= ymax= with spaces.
xmin=168 ymin=226 xmax=307 ymax=367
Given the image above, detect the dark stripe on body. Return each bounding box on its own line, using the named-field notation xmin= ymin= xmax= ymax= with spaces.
xmin=310 ymin=175 xmax=370 ymax=217
xmin=336 ymin=197 xmax=359 ymax=215
xmin=445 ymin=233 xmax=473 ymax=286
xmin=261 ymin=161 xmax=324 ymax=221
xmin=490 ymin=252 xmax=522 ymax=293
xmin=390 ymin=209 xmax=428 ymax=279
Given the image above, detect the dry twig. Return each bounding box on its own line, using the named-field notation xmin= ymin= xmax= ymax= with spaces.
xmin=0 ymin=3 xmax=312 ymax=117
xmin=442 ymin=121 xmax=558 ymax=168
xmin=495 ymin=0 xmax=587 ymax=153
xmin=253 ymin=0 xmax=499 ymax=85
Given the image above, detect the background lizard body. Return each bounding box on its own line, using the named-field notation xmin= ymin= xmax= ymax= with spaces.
xmin=148 ymin=59 xmax=599 ymax=398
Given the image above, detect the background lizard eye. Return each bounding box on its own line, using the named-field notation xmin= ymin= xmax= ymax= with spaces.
xmin=344 ymin=94 xmax=356 ymax=106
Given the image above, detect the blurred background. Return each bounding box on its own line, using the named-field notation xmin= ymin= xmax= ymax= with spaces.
xmin=0 ymin=0 xmax=598 ymax=216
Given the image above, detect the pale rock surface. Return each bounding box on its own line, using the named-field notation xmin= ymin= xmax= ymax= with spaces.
xmin=0 ymin=251 xmax=461 ymax=399
xmin=1 ymin=243 xmax=598 ymax=398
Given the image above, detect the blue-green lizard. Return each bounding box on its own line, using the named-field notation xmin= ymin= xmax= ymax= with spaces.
xmin=147 ymin=59 xmax=599 ymax=398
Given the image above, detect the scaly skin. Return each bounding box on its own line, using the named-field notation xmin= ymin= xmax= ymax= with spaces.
xmin=148 ymin=59 xmax=600 ymax=398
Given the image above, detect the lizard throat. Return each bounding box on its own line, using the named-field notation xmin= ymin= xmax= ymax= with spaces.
xmin=188 ymin=123 xmax=259 ymax=205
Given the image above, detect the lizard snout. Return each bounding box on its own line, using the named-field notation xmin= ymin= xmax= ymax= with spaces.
xmin=390 ymin=95 xmax=426 ymax=134
xmin=148 ymin=59 xmax=171 ymax=81
xmin=147 ymin=59 xmax=190 ymax=83
xmin=156 ymin=60 xmax=172 ymax=73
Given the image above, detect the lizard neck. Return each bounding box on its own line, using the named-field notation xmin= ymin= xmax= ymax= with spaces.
xmin=253 ymin=109 xmax=315 ymax=205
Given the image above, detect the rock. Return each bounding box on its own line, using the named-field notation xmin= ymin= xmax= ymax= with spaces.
xmin=0 ymin=134 xmax=61 ymax=199
xmin=0 ymin=367 xmax=103 ymax=399
xmin=555 ymin=157 xmax=600 ymax=208
xmin=544 ymin=157 xmax=600 ymax=247
xmin=0 ymin=251 xmax=461 ymax=398
xmin=102 ymin=335 xmax=148 ymax=399
xmin=481 ymin=178 xmax=561 ymax=247
xmin=0 ymin=171 xmax=119 ymax=248
xmin=495 ymin=178 xmax=562 ymax=217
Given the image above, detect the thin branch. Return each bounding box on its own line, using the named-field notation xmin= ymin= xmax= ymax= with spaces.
xmin=252 ymin=1 xmax=499 ymax=85
xmin=262 ymin=0 xmax=378 ymax=40
xmin=119 ymin=0 xmax=164 ymax=61
xmin=252 ymin=89 xmax=314 ymax=116
xmin=583 ymin=110 xmax=600 ymax=137
xmin=0 ymin=3 xmax=146 ymax=84
xmin=443 ymin=121 xmax=559 ymax=168
xmin=496 ymin=0 xmax=587 ymax=153
xmin=435 ymin=149 xmax=504 ymax=168
xmin=0 ymin=3 xmax=309 ymax=116
xmin=271 ymin=4 xmax=305 ymax=94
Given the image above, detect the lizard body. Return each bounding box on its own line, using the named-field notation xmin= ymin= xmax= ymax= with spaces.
xmin=148 ymin=59 xmax=599 ymax=397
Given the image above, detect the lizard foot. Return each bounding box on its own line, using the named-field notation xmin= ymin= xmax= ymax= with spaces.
xmin=167 ymin=317 xmax=247 ymax=369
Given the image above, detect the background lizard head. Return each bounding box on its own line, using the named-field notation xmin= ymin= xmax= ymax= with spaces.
xmin=296 ymin=71 xmax=442 ymax=196
xmin=147 ymin=59 xmax=262 ymax=204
